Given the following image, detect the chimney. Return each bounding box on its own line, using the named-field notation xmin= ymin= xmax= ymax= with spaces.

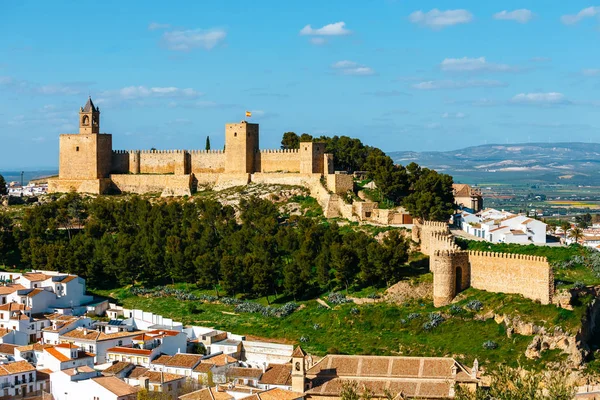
xmin=262 ymin=362 xmax=266 ymax=373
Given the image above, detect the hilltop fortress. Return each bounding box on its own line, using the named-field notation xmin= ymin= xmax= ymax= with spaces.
xmin=49 ymin=97 xmax=353 ymax=197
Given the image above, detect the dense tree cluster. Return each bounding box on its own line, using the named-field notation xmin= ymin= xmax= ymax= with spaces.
xmin=2 ymin=194 xmax=410 ymax=296
xmin=0 ymin=174 xmax=6 ymax=196
xmin=280 ymin=132 xmax=455 ymax=221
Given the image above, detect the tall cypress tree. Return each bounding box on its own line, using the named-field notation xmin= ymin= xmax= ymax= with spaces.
xmin=205 ymin=136 xmax=211 ymax=151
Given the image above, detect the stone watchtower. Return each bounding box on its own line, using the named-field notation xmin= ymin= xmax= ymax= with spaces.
xmin=224 ymin=121 xmax=259 ymax=173
xmin=291 ymin=346 xmax=307 ymax=393
xmin=50 ymin=97 xmax=113 ymax=194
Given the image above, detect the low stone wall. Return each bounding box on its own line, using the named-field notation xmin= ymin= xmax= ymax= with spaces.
xmin=251 ymin=173 xmax=320 ymax=187
xmin=110 ymin=174 xmax=192 ymax=195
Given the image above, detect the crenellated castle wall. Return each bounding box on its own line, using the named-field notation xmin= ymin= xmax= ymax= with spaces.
xmin=255 ymin=149 xmax=301 ymax=173
xmin=414 ymin=220 xmax=554 ymax=307
xmin=189 ymin=150 xmax=226 ymax=174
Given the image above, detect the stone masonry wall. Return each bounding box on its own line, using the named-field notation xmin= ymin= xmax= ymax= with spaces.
xmin=469 ymin=251 xmax=553 ymax=305
xmin=189 ymin=150 xmax=226 ymax=173
xmin=255 ymin=150 xmax=301 ymax=173
xmin=326 ymin=173 xmax=354 ymax=195
xmin=110 ymin=174 xmax=192 ymax=195
xmin=415 ymin=220 xmax=554 ymax=307
xmin=138 ymin=150 xmax=187 ymax=175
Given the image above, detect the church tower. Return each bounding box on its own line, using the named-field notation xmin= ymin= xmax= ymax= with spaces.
xmin=79 ymin=96 xmax=100 ymax=134
xmin=291 ymin=346 xmax=307 ymax=393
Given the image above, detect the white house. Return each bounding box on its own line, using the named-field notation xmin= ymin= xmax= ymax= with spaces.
xmin=458 ymin=208 xmax=547 ymax=244
xmin=42 ymin=314 xmax=93 ymax=345
xmin=150 ymin=353 xmax=203 ymax=378
xmin=241 ymin=341 xmax=293 ymax=368
xmin=50 ymin=366 xmax=139 ymax=400
xmin=59 ymin=327 xmax=140 ymax=363
xmin=0 ymin=360 xmax=48 ymax=398
xmin=42 ymin=343 xmax=95 ymax=372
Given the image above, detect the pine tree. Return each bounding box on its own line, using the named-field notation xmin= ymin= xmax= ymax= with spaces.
xmin=205 ymin=136 xmax=211 ymax=151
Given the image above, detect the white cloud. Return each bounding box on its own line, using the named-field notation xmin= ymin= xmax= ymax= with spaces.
xmin=409 ymin=9 xmax=473 ymax=29
xmin=331 ymin=61 xmax=375 ymax=76
xmin=300 ymin=21 xmax=351 ymax=36
xmin=162 ymin=28 xmax=226 ymax=51
xmin=101 ymin=86 xmax=201 ymax=101
xmin=440 ymin=57 xmax=518 ymax=73
xmin=148 ymin=22 xmax=170 ymax=31
xmin=442 ymin=112 xmax=467 ymax=119
xmin=493 ymin=9 xmax=534 ymax=23
xmin=561 ymin=7 xmax=600 ymax=25
xmin=583 ymin=69 xmax=600 ymax=76
xmin=530 ymin=57 xmax=551 ymax=63
xmin=310 ymin=37 xmax=327 ymax=45
xmin=412 ymin=80 xmax=507 ymax=90
xmin=332 ymin=60 xmax=357 ymax=69
xmin=511 ymin=92 xmax=569 ymax=105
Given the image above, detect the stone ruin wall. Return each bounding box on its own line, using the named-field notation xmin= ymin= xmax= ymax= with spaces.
xmin=189 ymin=150 xmax=225 ymax=174
xmin=413 ymin=220 xmax=553 ymax=307
xmin=110 ymin=174 xmax=192 ymax=196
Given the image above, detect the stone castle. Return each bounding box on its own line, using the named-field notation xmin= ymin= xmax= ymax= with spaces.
xmin=412 ymin=220 xmax=554 ymax=307
xmin=49 ymin=97 xmax=353 ymax=197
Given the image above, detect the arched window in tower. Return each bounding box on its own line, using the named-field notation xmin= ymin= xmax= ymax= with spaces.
xmin=234 ymin=132 xmax=237 ymax=137
xmin=82 ymin=115 xmax=89 ymax=126
xmin=92 ymin=115 xmax=98 ymax=126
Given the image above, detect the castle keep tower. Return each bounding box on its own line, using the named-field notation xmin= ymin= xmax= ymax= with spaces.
xmin=225 ymin=121 xmax=259 ymax=173
xmin=79 ymin=96 xmax=100 ymax=134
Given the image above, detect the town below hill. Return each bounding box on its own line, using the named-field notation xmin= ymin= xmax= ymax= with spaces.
xmin=390 ymin=142 xmax=600 ymax=185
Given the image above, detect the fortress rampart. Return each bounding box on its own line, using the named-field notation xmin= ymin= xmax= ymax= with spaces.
xmin=413 ymin=220 xmax=554 ymax=307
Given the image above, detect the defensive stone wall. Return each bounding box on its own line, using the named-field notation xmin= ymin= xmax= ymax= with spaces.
xmin=415 ymin=220 xmax=554 ymax=307
xmin=137 ymin=150 xmax=187 ymax=175
xmin=110 ymin=174 xmax=192 ymax=196
xmin=189 ymin=150 xmax=225 ymax=174
xmin=326 ymin=173 xmax=354 ymax=195
xmin=255 ymin=149 xmax=301 ymax=173
xmin=468 ymin=251 xmax=553 ymax=305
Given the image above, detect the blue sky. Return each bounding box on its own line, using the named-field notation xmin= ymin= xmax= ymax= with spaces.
xmin=1 ymin=1 xmax=600 ymax=169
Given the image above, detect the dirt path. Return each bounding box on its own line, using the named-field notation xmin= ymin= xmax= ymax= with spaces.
xmin=316 ymin=298 xmax=331 ymax=309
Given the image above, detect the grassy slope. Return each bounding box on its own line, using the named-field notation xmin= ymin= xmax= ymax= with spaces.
xmin=93 ymin=282 xmax=581 ymax=371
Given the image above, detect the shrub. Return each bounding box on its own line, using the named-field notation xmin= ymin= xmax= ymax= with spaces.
xmin=482 ymin=340 xmax=498 ymax=350
xmin=449 ymin=304 xmax=463 ymax=315
xmin=350 ymin=307 xmax=359 ymax=315
xmin=466 ymin=299 xmax=483 ymax=311
xmin=407 ymin=313 xmax=421 ymax=320
xmin=423 ymin=312 xmax=445 ymax=331
xmin=328 ymin=292 xmax=351 ymax=305
xmin=234 ymin=301 xmax=299 ymax=318
xmin=300 ymin=336 xmax=309 ymax=343
xmin=573 ymin=281 xmax=585 ymax=290
xmin=313 ymin=323 xmax=321 ymax=330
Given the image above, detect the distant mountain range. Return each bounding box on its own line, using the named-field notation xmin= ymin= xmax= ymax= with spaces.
xmin=389 ymin=142 xmax=600 ymax=185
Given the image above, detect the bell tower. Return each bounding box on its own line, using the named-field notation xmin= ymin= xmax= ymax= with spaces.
xmin=79 ymin=96 xmax=100 ymax=134
xmin=291 ymin=346 xmax=307 ymax=393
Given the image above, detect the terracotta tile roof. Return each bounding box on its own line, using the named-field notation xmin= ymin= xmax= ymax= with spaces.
xmin=0 ymin=284 xmax=25 ymax=295
xmin=0 ymin=360 xmax=35 ymax=376
xmin=509 ymin=230 xmax=526 ymax=235
xmin=0 ymin=302 xmax=30 ymax=312
xmin=259 ymin=363 xmax=291 ymax=386
xmin=291 ymin=346 xmax=306 ymax=358
xmin=55 ymin=342 xmax=79 ymax=350
xmin=20 ymin=273 xmax=52 ymax=282
xmin=162 ymin=353 xmax=202 ymax=369
xmin=193 ymin=362 xmax=215 ymax=373
xmin=151 ymin=354 xmax=173 ymax=365
xmin=227 ymin=367 xmax=263 ymax=380
xmin=140 ymin=370 xmax=185 ymax=384
xmin=44 ymin=346 xmax=94 ymax=363
xmin=103 ymin=361 xmax=134 ymax=376
xmin=107 ymin=346 xmax=153 ymax=356
xmin=60 ymin=275 xmax=78 ymax=283
xmin=61 ymin=328 xmax=139 ymax=342
xmin=36 ymin=369 xmax=51 ymax=381
xmin=62 ymin=365 xmax=95 ymax=376
xmin=16 ymin=343 xmax=53 ymax=352
xmin=179 ymin=387 xmax=234 ymax=400
xmin=127 ymin=366 xmax=149 ymax=379
xmin=0 ymin=343 xmax=18 ymax=355
xmin=243 ymin=388 xmax=303 ymax=400
xmin=453 ymin=184 xmax=471 ymax=197
xmin=92 ymin=376 xmax=139 ymax=396
xmin=204 ymin=353 xmax=237 ymax=367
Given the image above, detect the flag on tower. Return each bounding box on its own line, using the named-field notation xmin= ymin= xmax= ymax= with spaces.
xmin=245 ymin=111 xmax=252 ymax=118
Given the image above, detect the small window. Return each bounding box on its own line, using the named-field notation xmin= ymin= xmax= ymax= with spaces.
xmin=76 ymin=146 xmax=80 ymax=152
xmin=234 ymin=132 xmax=237 ymax=137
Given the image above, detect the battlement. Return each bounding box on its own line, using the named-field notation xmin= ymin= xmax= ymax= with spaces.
xmin=467 ymin=251 xmax=547 ymax=263
xmin=433 ymin=249 xmax=467 ymax=257
xmin=189 ymin=150 xmax=224 ymax=154
xmin=259 ymin=149 xmax=300 ymax=154
xmin=422 ymin=220 xmax=449 ymax=228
